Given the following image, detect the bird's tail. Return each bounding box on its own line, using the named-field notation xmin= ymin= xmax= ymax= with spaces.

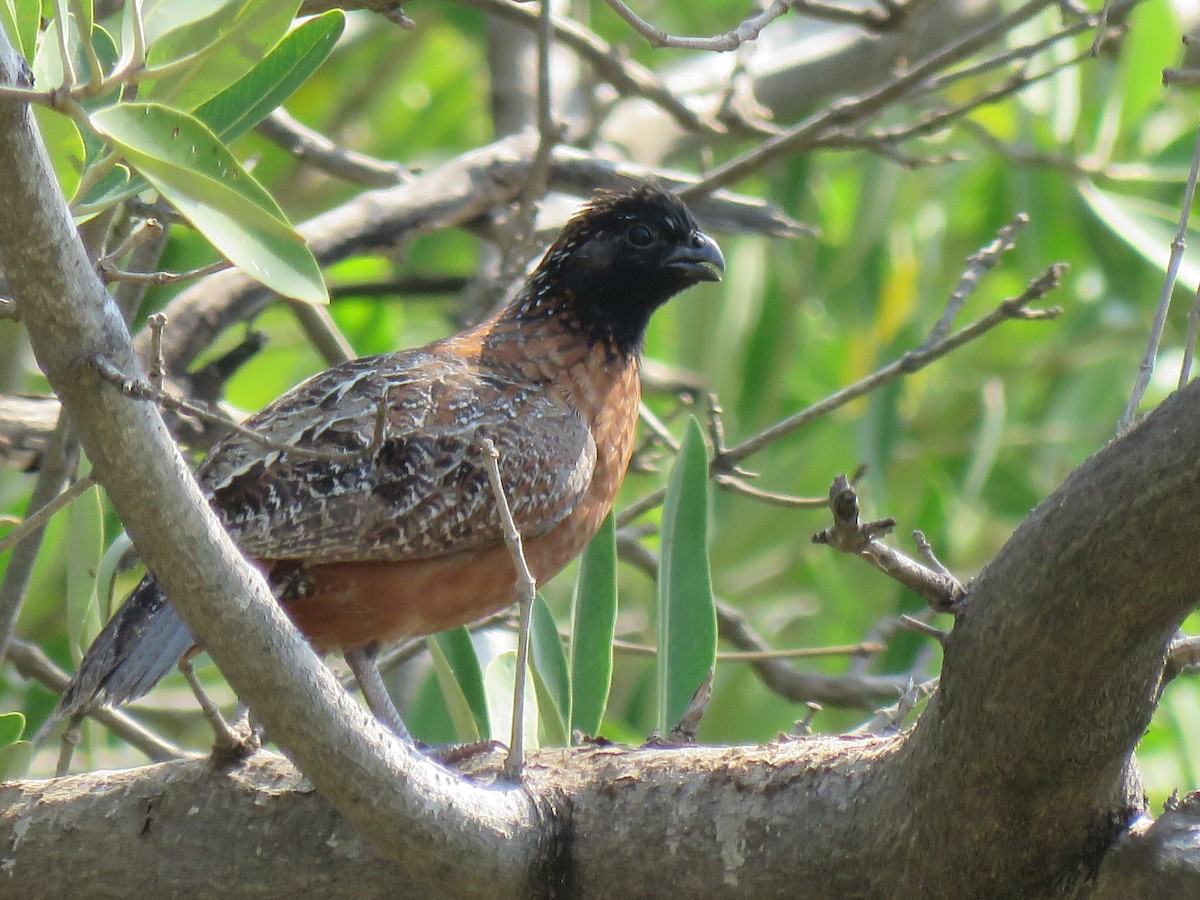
xmin=56 ymin=573 xmax=194 ymax=720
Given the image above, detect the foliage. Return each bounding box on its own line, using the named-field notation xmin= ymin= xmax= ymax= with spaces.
xmin=0 ymin=0 xmax=1197 ymax=812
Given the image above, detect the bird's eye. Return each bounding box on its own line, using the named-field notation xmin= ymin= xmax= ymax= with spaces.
xmin=627 ymin=224 xmax=654 ymax=247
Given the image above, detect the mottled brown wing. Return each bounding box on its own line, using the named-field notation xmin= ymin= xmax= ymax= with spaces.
xmin=198 ymin=349 xmax=596 ymax=563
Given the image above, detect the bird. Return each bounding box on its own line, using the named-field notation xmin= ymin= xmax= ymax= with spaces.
xmin=56 ymin=184 xmax=725 ymax=764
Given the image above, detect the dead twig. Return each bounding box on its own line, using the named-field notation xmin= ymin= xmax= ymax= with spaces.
xmin=813 ymin=474 xmax=966 ymax=612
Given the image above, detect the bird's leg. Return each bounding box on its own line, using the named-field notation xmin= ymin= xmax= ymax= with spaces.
xmin=480 ymin=438 xmax=537 ymax=780
xmin=345 ymin=643 xmax=411 ymax=740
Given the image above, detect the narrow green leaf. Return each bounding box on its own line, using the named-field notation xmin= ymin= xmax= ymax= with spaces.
xmin=142 ymin=0 xmax=228 ymax=46
xmin=568 ymin=512 xmax=617 ymax=739
xmin=0 ymin=0 xmax=40 ymax=61
xmin=1118 ymin=0 xmax=1176 ymax=133
xmin=196 ymin=10 xmax=345 ymax=143
xmin=94 ymin=531 xmax=134 ymax=620
xmin=427 ymin=635 xmax=481 ymax=743
xmin=405 ymin=669 xmax=457 ymax=745
xmin=530 ymin=666 xmax=568 ymax=747
xmin=89 ymin=103 xmax=327 ymax=302
xmin=143 ymin=0 xmax=301 ymax=110
xmin=33 ymin=108 xmax=86 ymax=200
xmin=0 ymin=712 xmax=24 ymax=747
xmin=530 ymin=594 xmax=569 ymax=743
xmin=1079 ymin=181 xmax=1200 ymax=289
xmin=483 ymin=650 xmax=538 ymax=750
xmin=66 ymin=479 xmax=103 ymax=663
xmin=430 ymin=627 xmax=489 ymax=738
xmin=656 ymin=416 xmax=717 ymax=734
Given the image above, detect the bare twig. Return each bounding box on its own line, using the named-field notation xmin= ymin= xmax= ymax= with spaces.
xmin=96 ymin=218 xmax=164 ymax=272
xmin=0 ymin=473 xmax=97 ymax=558
xmin=453 ymin=0 xmax=721 ymax=134
xmin=100 ymin=259 xmax=231 ymax=287
xmin=853 ymin=677 xmax=937 ymax=733
xmin=257 ymin=109 xmax=412 ymax=188
xmin=1121 ymin=127 xmax=1200 ymax=428
xmin=611 ymin=637 xmax=885 ymax=660
xmin=1166 ymin=633 xmax=1200 ymax=683
xmin=600 ymin=0 xmax=793 ymax=52
xmin=147 ymin=314 xmax=167 ymax=392
xmin=899 ymin=614 xmax=948 ymax=644
xmin=287 ymin=301 xmax=355 ymax=365
xmin=790 ymin=0 xmax=927 ymax=30
xmin=920 ymin=213 xmax=1030 ymax=351
xmin=681 ymin=0 xmax=1059 ymax=198
xmin=1163 ymin=68 xmax=1200 ymax=88
xmin=718 ymin=265 xmax=1064 ymax=467
xmin=714 ymin=597 xmax=913 ymax=707
xmin=479 ymin=438 xmax=536 ymax=779
xmin=1181 ymin=279 xmax=1200 ymax=388
xmin=813 ymin=474 xmax=967 ymax=611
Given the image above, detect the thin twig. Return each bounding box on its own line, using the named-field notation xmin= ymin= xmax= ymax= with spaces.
xmin=681 ymin=0 xmax=1057 ymax=198
xmin=96 ymin=218 xmax=164 ymax=271
xmin=100 ymin=259 xmax=231 ymax=287
xmin=920 ymin=213 xmax=1030 ymax=351
xmin=479 ymin=438 xmax=536 ymax=780
xmin=600 ymin=0 xmax=793 ymax=52
xmin=813 ymin=474 xmax=967 ymax=611
xmin=1121 ymin=127 xmax=1200 ymax=428
xmin=287 ymin=301 xmax=356 ymax=365
xmin=453 ymin=0 xmax=721 ymax=134
xmin=718 ymin=265 xmax=1065 ymax=467
xmin=257 ymin=109 xmax=412 ymax=188
xmin=610 ymin=637 xmax=885 ymax=660
xmin=0 ymin=474 xmax=97 ymax=558
xmin=147 ymin=314 xmax=167 ymax=392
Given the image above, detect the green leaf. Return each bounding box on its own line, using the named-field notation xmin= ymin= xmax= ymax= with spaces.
xmin=66 ymin=478 xmax=103 ymax=663
xmin=427 ymin=634 xmax=481 ymax=743
xmin=142 ymin=0 xmax=228 ymax=46
xmin=195 ymin=10 xmax=344 ymax=143
xmin=1118 ymin=0 xmax=1176 ymax=134
xmin=430 ymin=627 xmax=489 ymax=738
xmin=1078 ymin=181 xmax=1200 ymax=289
xmin=33 ymin=107 xmax=86 ymax=200
xmin=0 ymin=712 xmax=24 ymax=747
xmin=143 ymin=0 xmax=301 ymax=110
xmin=0 ymin=0 xmax=40 ymax=61
xmin=484 ymin=650 xmax=538 ymax=749
xmin=568 ymin=512 xmax=617 ymax=739
xmin=89 ymin=102 xmax=327 ymax=302
xmin=0 ymin=740 xmax=33 ymax=781
xmin=656 ymin=416 xmax=717 ymax=734
xmin=530 ymin=594 xmax=569 ymax=744
xmin=94 ymin=531 xmax=134 ymax=620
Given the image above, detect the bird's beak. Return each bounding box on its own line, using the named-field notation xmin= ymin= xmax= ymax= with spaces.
xmin=667 ymin=231 xmax=725 ymax=283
